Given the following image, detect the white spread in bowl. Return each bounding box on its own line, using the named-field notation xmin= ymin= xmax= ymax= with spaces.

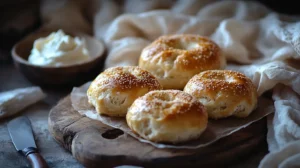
xmin=28 ymin=30 xmax=90 ymax=66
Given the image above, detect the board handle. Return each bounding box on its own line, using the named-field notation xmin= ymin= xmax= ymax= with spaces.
xmin=23 ymin=147 xmax=49 ymax=168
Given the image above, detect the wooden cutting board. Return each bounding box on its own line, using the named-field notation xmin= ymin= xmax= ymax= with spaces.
xmin=48 ymin=95 xmax=267 ymax=168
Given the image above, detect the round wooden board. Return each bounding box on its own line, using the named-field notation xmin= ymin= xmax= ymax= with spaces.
xmin=48 ymin=96 xmax=267 ymax=168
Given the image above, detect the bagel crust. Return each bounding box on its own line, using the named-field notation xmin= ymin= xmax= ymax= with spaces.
xmin=139 ymin=34 xmax=226 ymax=89
xmin=126 ymin=90 xmax=208 ymax=143
xmin=87 ymin=66 xmax=162 ymax=117
xmin=184 ymin=70 xmax=257 ymax=119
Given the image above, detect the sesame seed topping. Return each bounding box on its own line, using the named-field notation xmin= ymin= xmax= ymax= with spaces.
xmin=140 ymin=34 xmax=222 ymax=71
xmin=95 ymin=66 xmax=162 ymax=90
xmin=129 ymin=90 xmax=206 ymax=119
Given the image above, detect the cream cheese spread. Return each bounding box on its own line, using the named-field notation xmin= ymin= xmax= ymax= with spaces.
xmin=28 ymin=30 xmax=90 ymax=66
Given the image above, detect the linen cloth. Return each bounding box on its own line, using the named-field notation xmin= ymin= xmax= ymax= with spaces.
xmin=0 ymin=87 xmax=46 ymax=119
xmin=41 ymin=0 xmax=300 ymax=167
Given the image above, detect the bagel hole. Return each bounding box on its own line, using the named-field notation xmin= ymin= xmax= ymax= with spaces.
xmin=225 ymin=76 xmax=237 ymax=83
xmin=102 ymin=129 xmax=124 ymax=139
xmin=172 ymin=42 xmax=200 ymax=50
xmin=185 ymin=43 xmax=201 ymax=50
xmin=213 ymin=74 xmax=226 ymax=80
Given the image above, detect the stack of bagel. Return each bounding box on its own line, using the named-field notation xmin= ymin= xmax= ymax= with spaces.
xmin=87 ymin=34 xmax=258 ymax=144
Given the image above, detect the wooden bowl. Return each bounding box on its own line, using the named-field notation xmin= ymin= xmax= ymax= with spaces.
xmin=11 ymin=28 xmax=106 ymax=87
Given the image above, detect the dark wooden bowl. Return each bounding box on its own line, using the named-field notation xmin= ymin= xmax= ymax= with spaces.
xmin=11 ymin=28 xmax=106 ymax=87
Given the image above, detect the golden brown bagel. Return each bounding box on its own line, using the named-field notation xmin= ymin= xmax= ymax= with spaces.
xmin=139 ymin=34 xmax=226 ymax=89
xmin=87 ymin=66 xmax=162 ymax=117
xmin=126 ymin=90 xmax=208 ymax=143
xmin=184 ymin=70 xmax=257 ymax=119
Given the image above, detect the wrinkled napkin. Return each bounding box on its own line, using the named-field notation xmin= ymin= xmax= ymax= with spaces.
xmin=0 ymin=87 xmax=46 ymax=119
xmin=42 ymin=0 xmax=300 ymax=167
xmin=259 ymin=85 xmax=300 ymax=168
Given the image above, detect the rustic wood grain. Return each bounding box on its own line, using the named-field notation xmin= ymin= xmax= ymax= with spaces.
xmin=49 ymin=96 xmax=267 ymax=168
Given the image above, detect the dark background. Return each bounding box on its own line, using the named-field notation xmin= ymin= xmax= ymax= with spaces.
xmin=258 ymin=0 xmax=300 ymax=15
xmin=0 ymin=0 xmax=299 ymax=63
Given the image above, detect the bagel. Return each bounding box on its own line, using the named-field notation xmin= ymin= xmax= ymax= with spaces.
xmin=139 ymin=34 xmax=226 ymax=89
xmin=126 ymin=90 xmax=208 ymax=143
xmin=184 ymin=70 xmax=257 ymax=119
xmin=87 ymin=66 xmax=162 ymax=117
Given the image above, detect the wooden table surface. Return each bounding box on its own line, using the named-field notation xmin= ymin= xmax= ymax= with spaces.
xmin=0 ymin=54 xmax=269 ymax=168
